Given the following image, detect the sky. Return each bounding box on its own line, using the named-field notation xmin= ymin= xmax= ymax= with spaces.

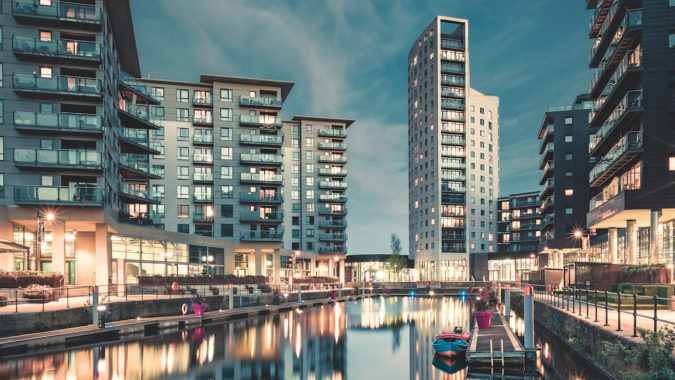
xmin=129 ymin=0 xmax=593 ymax=255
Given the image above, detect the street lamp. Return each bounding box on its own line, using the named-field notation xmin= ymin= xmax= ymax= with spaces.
xmin=34 ymin=209 xmax=56 ymax=271
xmin=573 ymin=229 xmax=590 ymax=261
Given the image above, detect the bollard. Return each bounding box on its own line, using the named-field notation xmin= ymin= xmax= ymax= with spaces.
xmin=604 ymin=290 xmax=609 ymax=326
xmin=67 ymin=287 xmax=69 ymax=309
xmin=572 ymin=288 xmax=575 ymax=314
xmin=632 ymin=293 xmax=638 ymax=337
xmin=594 ymin=289 xmax=598 ymax=322
xmin=504 ymin=286 xmax=511 ymax=319
xmin=229 ymin=285 xmax=234 ymax=310
xmin=653 ymin=295 xmax=658 ymax=333
xmin=92 ymin=286 xmax=99 ymax=325
xmin=298 ymin=285 xmax=302 ymax=304
xmin=523 ymin=285 xmax=534 ymax=352
xmin=586 ymin=288 xmax=589 ymax=319
xmin=617 ymin=291 xmax=622 ymax=331
xmin=15 ymin=290 xmax=18 ymax=313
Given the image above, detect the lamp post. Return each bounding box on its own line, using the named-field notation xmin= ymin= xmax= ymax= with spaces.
xmin=574 ymin=230 xmax=590 ymax=262
xmin=289 ymin=251 xmax=300 ymax=289
xmin=33 ymin=210 xmax=54 ymax=271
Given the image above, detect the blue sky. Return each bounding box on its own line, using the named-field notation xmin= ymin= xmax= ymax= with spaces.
xmin=130 ymin=0 xmax=592 ymax=255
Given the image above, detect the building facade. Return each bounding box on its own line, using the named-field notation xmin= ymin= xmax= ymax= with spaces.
xmin=407 ymin=16 xmax=499 ymax=281
xmin=585 ymin=0 xmax=675 ymax=265
xmin=0 ymin=0 xmax=350 ymax=285
xmin=537 ymin=96 xmax=594 ymax=268
xmin=491 ymin=191 xmax=541 ymax=281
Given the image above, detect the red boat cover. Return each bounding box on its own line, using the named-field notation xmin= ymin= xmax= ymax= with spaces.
xmin=434 ymin=331 xmax=472 ymax=341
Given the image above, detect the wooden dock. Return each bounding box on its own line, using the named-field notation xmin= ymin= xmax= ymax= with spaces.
xmin=467 ymin=311 xmax=528 ymax=373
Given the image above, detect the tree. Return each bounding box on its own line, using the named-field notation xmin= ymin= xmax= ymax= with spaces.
xmin=387 ymin=233 xmax=407 ymax=281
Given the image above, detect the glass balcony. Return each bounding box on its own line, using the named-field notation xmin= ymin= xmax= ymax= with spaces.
xmin=441 ymin=172 xmax=466 ymax=181
xmin=119 ymin=156 xmax=163 ymax=179
xmin=13 ymin=111 xmax=101 ymax=134
xmin=589 ymin=131 xmax=642 ymax=186
xmin=240 ymin=211 xmax=283 ymax=223
xmin=318 ymin=207 xmax=347 ymax=216
xmin=441 ymin=183 xmax=466 ymax=193
xmin=118 ymin=101 xmax=161 ymax=129
xmin=239 ymin=96 xmax=282 ymax=108
xmin=441 ymin=38 xmax=464 ymax=50
xmin=240 ymin=231 xmax=283 ymax=241
xmin=539 ymin=179 xmax=554 ymax=200
xmin=441 ymin=74 xmax=465 ymax=86
xmin=119 ymin=128 xmax=161 ymax=154
xmin=440 ymin=159 xmax=465 ymax=169
xmin=14 ymin=148 xmax=101 ymax=169
xmin=193 ymin=193 xmax=214 ymax=202
xmin=589 ymin=178 xmax=636 ymax=211
xmin=192 ymin=92 xmax=212 ymax=106
xmin=12 ymin=35 xmax=100 ymax=63
xmin=193 ymin=153 xmax=214 ymax=164
xmin=240 ymin=192 xmax=283 ymax=203
xmin=119 ymin=183 xmax=160 ymax=204
xmin=318 ymin=219 xmax=347 ymax=228
xmin=441 ymin=99 xmax=466 ymax=110
xmin=590 ymin=49 xmax=641 ymax=97
xmin=240 ymin=153 xmax=282 ymax=165
xmin=318 ymin=129 xmax=346 ymax=138
xmin=318 ymin=155 xmax=347 ymax=164
xmin=193 ymin=209 xmax=215 ymax=222
xmin=319 ymin=194 xmax=347 ymax=202
xmin=318 ymin=233 xmax=347 ymax=241
xmin=589 ymin=90 xmax=643 ymax=153
xmin=239 ymin=134 xmax=283 ymax=146
xmin=441 ymin=233 xmax=465 ymax=241
xmin=442 ymin=193 xmax=465 ymax=205
xmin=440 ymin=63 xmax=465 ymax=74
xmin=193 ymin=114 xmax=213 ymax=126
xmin=118 ymin=71 xmax=161 ymax=104
xmin=193 ymin=172 xmax=214 ymax=182
xmin=318 ymin=181 xmax=347 ymax=189
xmin=318 ymin=168 xmax=347 ymax=176
xmin=193 ymin=134 xmax=214 ymax=145
xmin=13 ymin=73 xmax=101 ymax=98
xmin=319 ymin=247 xmax=348 ymax=254
xmin=589 ymin=9 xmax=642 ymax=68
xmin=317 ymin=142 xmax=346 ymax=151
xmin=441 ymin=135 xmax=465 ymax=145
xmin=441 ymin=87 xmax=464 ymax=98
xmin=540 ymin=161 xmax=554 ymax=184
xmin=14 ymin=185 xmax=102 ymax=205
xmin=12 ymin=0 xmax=101 ymax=27
xmin=240 ymin=173 xmax=283 ymax=184
xmin=239 ymin=115 xmax=282 ymax=127
xmin=542 ymin=196 xmax=555 ymax=211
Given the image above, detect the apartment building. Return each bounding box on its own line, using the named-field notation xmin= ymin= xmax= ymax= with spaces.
xmin=537 ymin=96 xmax=594 ymax=267
xmin=0 ymin=0 xmax=351 ymax=285
xmin=491 ymin=191 xmax=541 ymax=281
xmin=408 ymin=16 xmax=499 ymax=281
xmin=585 ymin=0 xmax=675 ymax=265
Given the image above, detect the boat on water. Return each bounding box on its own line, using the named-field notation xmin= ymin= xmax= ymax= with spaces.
xmin=432 ymin=353 xmax=467 ymax=374
xmin=434 ymin=331 xmax=472 ymax=342
xmin=432 ymin=337 xmax=469 ymax=357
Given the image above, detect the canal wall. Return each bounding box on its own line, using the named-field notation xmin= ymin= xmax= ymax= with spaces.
xmin=508 ymin=290 xmax=635 ymax=379
xmin=0 ymin=290 xmax=352 ymax=337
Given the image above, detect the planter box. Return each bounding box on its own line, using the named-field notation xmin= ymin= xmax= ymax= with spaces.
xmin=474 ymin=312 xmax=491 ymax=329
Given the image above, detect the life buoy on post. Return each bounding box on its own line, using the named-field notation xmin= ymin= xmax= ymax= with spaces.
xmin=181 ymin=303 xmax=188 ymax=315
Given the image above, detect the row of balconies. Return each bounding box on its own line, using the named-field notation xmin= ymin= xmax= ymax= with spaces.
xmin=12 ymin=0 xmax=101 ymax=29
xmin=119 ymin=156 xmax=163 ymax=179
xmin=13 ymin=185 xmax=102 ymax=205
xmin=318 ymin=155 xmax=346 ymax=164
xmin=318 ymin=168 xmax=347 ymax=177
xmin=540 ymin=160 xmax=554 ymax=185
xmin=589 ymin=49 xmax=641 ymax=98
xmin=119 ymin=128 xmax=161 ymax=155
xmin=119 ymin=183 xmax=161 ymax=204
xmin=539 ymin=179 xmax=554 ymax=200
xmin=12 ymin=35 xmax=100 ymax=65
xmin=589 ymin=130 xmax=642 ymax=188
xmin=14 ymin=148 xmax=101 ymax=170
xmin=13 ymin=73 xmax=100 ymax=99
xmin=118 ymin=101 xmax=161 ymax=129
xmin=589 ymin=9 xmax=642 ymax=69
xmin=317 ymin=129 xmax=346 ymax=138
xmin=13 ymin=111 xmax=101 ymax=134
xmin=588 ymin=89 xmax=642 ymax=154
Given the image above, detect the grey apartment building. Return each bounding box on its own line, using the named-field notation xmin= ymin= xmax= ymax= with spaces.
xmin=0 ymin=0 xmax=351 ymax=285
xmin=408 ymin=16 xmax=500 ymax=281
xmin=585 ymin=0 xmax=675 ymax=265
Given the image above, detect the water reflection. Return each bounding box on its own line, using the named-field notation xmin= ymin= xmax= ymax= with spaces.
xmin=0 ymin=296 xmax=608 ymax=379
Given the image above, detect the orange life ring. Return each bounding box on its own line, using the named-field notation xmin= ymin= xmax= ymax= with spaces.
xmin=181 ymin=303 xmax=188 ymax=315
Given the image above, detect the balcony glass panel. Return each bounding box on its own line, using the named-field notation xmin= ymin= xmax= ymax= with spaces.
xmin=13 ymin=0 xmax=101 ymax=23
xmin=589 ymin=90 xmax=642 ymax=151
xmin=441 ymin=74 xmax=465 ymax=86
xmin=119 ymin=71 xmax=161 ymax=103
xmin=239 ymin=134 xmax=282 ymax=145
xmin=318 ymin=142 xmax=346 ymax=150
xmin=14 ymin=148 xmax=100 ymax=167
xmin=119 ymin=156 xmax=163 ymax=177
xmin=440 ymin=38 xmax=464 ymax=50
xmin=13 ymin=35 xmax=100 ymax=60
xmin=240 ymin=173 xmax=282 ymax=182
xmin=239 ymin=115 xmax=282 ymax=126
xmin=589 ymin=131 xmax=642 ymax=183
xmin=240 ymin=153 xmax=282 ymax=164
xmin=239 ymin=96 xmax=282 ymax=107
xmin=14 ymin=185 xmax=102 ymax=204
xmin=13 ymin=73 xmax=101 ymax=95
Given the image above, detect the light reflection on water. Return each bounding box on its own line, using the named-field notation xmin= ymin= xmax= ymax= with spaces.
xmin=0 ymin=296 xmax=609 ymax=379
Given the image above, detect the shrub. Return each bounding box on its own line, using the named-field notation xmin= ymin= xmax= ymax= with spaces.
xmin=0 ymin=271 xmax=64 ymax=288
xmin=23 ymin=284 xmax=54 ymax=300
xmin=603 ymin=327 xmax=675 ymax=379
xmin=473 ymin=297 xmax=489 ymax=313
xmin=138 ymin=274 xmax=268 ymax=285
xmin=0 ymin=294 xmax=7 ymax=307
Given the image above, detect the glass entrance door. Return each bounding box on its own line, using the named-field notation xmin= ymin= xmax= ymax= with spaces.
xmin=65 ymin=261 xmax=76 ymax=284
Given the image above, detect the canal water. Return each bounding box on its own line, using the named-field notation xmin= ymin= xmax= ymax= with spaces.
xmin=0 ymin=296 xmax=611 ymax=379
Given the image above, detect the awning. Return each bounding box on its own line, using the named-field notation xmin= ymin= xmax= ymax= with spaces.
xmin=0 ymin=238 xmax=30 ymax=253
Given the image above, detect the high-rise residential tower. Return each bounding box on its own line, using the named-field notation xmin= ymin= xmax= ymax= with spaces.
xmin=408 ymin=16 xmax=499 ymax=281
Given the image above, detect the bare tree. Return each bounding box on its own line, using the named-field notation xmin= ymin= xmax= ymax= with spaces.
xmin=387 ymin=233 xmax=407 ymax=281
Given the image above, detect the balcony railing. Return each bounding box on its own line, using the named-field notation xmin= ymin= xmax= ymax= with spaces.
xmin=441 ymin=88 xmax=464 ymax=98
xmin=589 ymin=90 xmax=643 ymax=152
xmin=118 ymin=71 xmax=161 ymax=104
xmin=240 ymin=173 xmax=283 ymax=184
xmin=442 ymin=233 xmax=465 ymax=241
xmin=441 ymin=183 xmax=466 ymax=193
xmin=318 ymin=168 xmax=347 ymax=176
xmin=319 ymin=194 xmax=347 ymax=202
xmin=319 ymin=247 xmax=347 ymax=254
xmin=240 ymin=211 xmax=283 ymax=223
xmin=193 ymin=114 xmax=213 ymax=126
xmin=193 ymin=210 xmax=214 ymax=222
xmin=441 ymin=99 xmax=466 ymax=110
xmin=589 ymin=49 xmax=641 ymax=97
xmin=193 ymin=193 xmax=214 ymax=203
xmin=318 ymin=207 xmax=347 ymax=216
xmin=441 ymin=135 xmax=466 ymax=145
xmin=119 ymin=128 xmax=161 ymax=153
xmin=318 ymin=233 xmax=347 ymax=241
xmin=193 ymin=172 xmax=214 ymax=182
xmin=14 ymin=148 xmax=101 ymax=169
xmin=318 ymin=156 xmax=346 ymax=164
xmin=239 ymin=115 xmax=282 ymax=127
xmin=239 ymin=96 xmax=282 ymax=108
xmin=12 ymin=35 xmax=100 ymax=62
xmin=441 ymin=74 xmax=465 ymax=86
xmin=119 ymin=183 xmax=160 ymax=203
xmin=317 ymin=142 xmax=346 ymax=151
xmin=441 ymin=63 xmax=465 ymax=74
xmin=318 ymin=181 xmax=347 ymax=189
xmin=12 ymin=0 xmax=101 ymax=26
xmin=193 ymin=134 xmax=214 ymax=145
xmin=14 ymin=185 xmax=102 ymax=205
xmin=441 ymin=38 xmax=464 ymax=50
xmin=589 ymin=178 xmax=636 ymax=211
xmin=319 ymin=220 xmax=347 ymax=228
xmin=240 ymin=192 xmax=283 ymax=203
xmin=13 ymin=111 xmax=101 ymax=133
xmin=441 ymin=159 xmax=465 ymax=169
xmin=118 ymin=101 xmax=161 ymax=129
xmin=239 ymin=134 xmax=283 ymax=146
xmin=240 ymin=153 xmax=282 ymax=165
xmin=192 ymin=93 xmax=212 ymax=106
xmin=589 ymin=131 xmax=642 ymax=186
xmin=318 ymin=129 xmax=346 ymax=138
xmin=441 ymin=172 xmax=466 ymax=181
xmin=589 ymin=9 xmax=642 ymax=68
xmin=239 ymin=231 xmax=283 ymax=241
xmin=119 ymin=156 xmax=163 ymax=178
xmin=13 ymin=73 xmax=101 ymax=97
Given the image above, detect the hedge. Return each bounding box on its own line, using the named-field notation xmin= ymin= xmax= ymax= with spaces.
xmin=292 ymin=276 xmax=339 ymax=284
xmin=0 ymin=272 xmax=64 ymax=288
xmin=138 ymin=275 xmax=268 ymax=285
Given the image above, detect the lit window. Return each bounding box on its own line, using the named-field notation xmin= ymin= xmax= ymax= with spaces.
xmin=40 ymin=66 xmax=52 ymax=78
xmin=39 ymin=31 xmax=52 ymax=41
xmin=564 ymin=116 xmax=573 ymax=125
xmin=565 ymin=135 xmax=573 ymax=143
xmin=565 ymin=189 xmax=574 ymax=196
xmin=670 ymin=156 xmax=675 ymax=171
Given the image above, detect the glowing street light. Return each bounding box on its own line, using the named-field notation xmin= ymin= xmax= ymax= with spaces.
xmin=45 ymin=213 xmax=55 ymax=221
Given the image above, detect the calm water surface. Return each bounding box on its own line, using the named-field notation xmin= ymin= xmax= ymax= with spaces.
xmin=0 ymin=296 xmax=610 ymax=379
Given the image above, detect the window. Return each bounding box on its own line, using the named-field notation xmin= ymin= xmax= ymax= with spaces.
xmin=565 ymin=189 xmax=574 ymax=196
xmin=292 ymin=138 xmax=299 ymax=148
xmin=292 ymin=190 xmax=299 ymax=200
xmin=306 ymin=177 xmax=314 ymax=186
xmin=176 ymin=108 xmax=189 ymax=121
xmin=565 ymin=208 xmax=573 ymax=215
xmin=221 ymin=224 xmax=233 ymax=237
xmin=565 ymin=135 xmax=573 ymax=143
xmin=249 ymin=91 xmax=256 ymax=97
xmin=177 ymin=166 xmax=189 ymax=179
xmin=220 ymin=128 xmax=232 ymax=141
xmin=306 ymin=151 xmax=314 ymax=160
xmin=565 ymin=170 xmax=573 ymax=177
xmin=292 ymin=230 xmax=300 ymax=238
xmin=306 ymin=190 xmax=314 ymax=199
xmin=670 ymin=156 xmax=675 ymax=171
xmin=221 ymin=205 xmax=233 ymax=218
xmin=292 ymin=178 xmax=299 ymax=187
xmin=480 ymin=107 xmax=484 ymax=114
xmin=306 ymin=229 xmax=314 ymax=237
xmin=40 ymin=66 xmax=52 ymax=78
xmin=220 ymin=166 xmax=232 ymax=179
xmin=306 ymin=203 xmax=315 ymax=212
xmin=152 ymin=127 xmax=165 ymax=140
xmin=565 ymin=153 xmax=573 ymax=160
xmin=41 ymin=31 xmax=52 ymax=41
xmin=177 ymin=128 xmax=189 ymax=141
xmin=564 ymin=116 xmax=573 ymax=125
xmin=306 ymin=164 xmax=314 ymax=173
xmin=220 ymin=89 xmax=233 ymax=102
xmin=151 ymin=87 xmax=164 ymax=100
xmin=177 ymin=186 xmax=189 ymax=199
xmin=153 ymin=145 xmax=165 ymax=159
xmin=306 ymin=124 xmax=314 ymax=133
xmin=177 ymin=205 xmax=189 ymax=218
xmin=305 ymin=138 xmax=313 ymax=147
xmin=220 ymin=108 xmax=232 ymax=121
xmin=292 ymin=152 xmax=299 ymax=161
xmin=291 ymin=125 xmax=299 ymax=134
xmin=177 ymin=224 xmax=189 ymax=234
xmin=220 ymin=147 xmax=232 ymax=160
xmin=221 ymin=185 xmax=233 ymax=198
xmin=670 ymin=31 xmax=675 ymax=48
xmin=152 ymin=185 xmax=164 ymax=199
xmin=176 ymin=89 xmax=189 ymax=102
xmin=292 ymin=165 xmax=299 ymax=174
xmin=177 ymin=147 xmax=189 ymax=160
xmin=0 ymin=100 xmax=3 ymax=123
xmin=151 ymin=106 xmax=164 ymax=120
xmin=0 ymin=64 xmax=3 ymax=87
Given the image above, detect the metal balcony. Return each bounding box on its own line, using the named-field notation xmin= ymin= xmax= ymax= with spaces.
xmin=193 ymin=134 xmax=214 ymax=145
xmin=318 ymin=233 xmax=348 ymax=242
xmin=13 ymin=73 xmax=101 ymax=100
xmin=589 ymin=9 xmax=642 ymax=69
xmin=240 ymin=153 xmax=282 ymax=165
xmin=14 ymin=185 xmax=102 ymax=206
xmin=318 ymin=219 xmax=347 ymax=229
xmin=539 ymin=161 xmax=554 ymax=185
xmin=12 ymin=35 xmax=101 ymax=65
xmin=318 ymin=181 xmax=347 ymax=190
xmin=193 ymin=114 xmax=213 ymax=126
xmin=318 ymin=168 xmax=347 ymax=177
xmin=118 ymin=71 xmax=161 ymax=105
xmin=319 ymin=194 xmax=347 ymax=203
xmin=318 ymin=129 xmax=346 ymax=138
xmin=539 ymin=179 xmax=554 ymax=200
xmin=240 ymin=192 xmax=283 ymax=204
xmin=318 ymin=155 xmax=347 ymax=164
xmin=440 ymin=38 xmax=464 ymax=50
xmin=193 ymin=209 xmax=215 ymax=223
xmin=239 ymin=134 xmax=283 ymax=147
xmin=589 ymin=90 xmax=643 ymax=155
xmin=239 ymin=96 xmax=282 ymax=109
xmin=441 ymin=233 xmax=465 ymax=241
xmin=119 ymin=129 xmax=161 ymax=155
xmin=14 ymin=148 xmax=101 ymax=171
xmin=541 ymin=196 xmax=555 ymax=212
xmin=589 ymin=131 xmax=642 ymax=188
xmin=318 ymin=207 xmax=347 ymax=216
xmin=239 ymin=231 xmax=283 ymax=242
xmin=589 ymin=49 xmax=641 ymax=99
xmin=192 ymin=92 xmax=212 ymax=107
xmin=192 ymin=154 xmax=214 ymax=165
xmin=119 ymin=156 xmax=163 ymax=180
xmin=239 ymin=115 xmax=282 ymax=128
xmin=440 ymin=63 xmax=465 ymax=75
xmin=441 ymin=99 xmax=466 ymax=110
xmin=240 ymin=211 xmax=283 ymax=223
xmin=240 ymin=173 xmax=282 ymax=184
xmin=440 ymin=74 xmax=465 ymax=86
xmin=118 ymin=102 xmax=161 ymax=130
xmin=193 ymin=173 xmax=214 ymax=183
xmin=193 ymin=193 xmax=214 ymax=203
xmin=119 ymin=183 xmax=161 ymax=204
xmin=13 ymin=111 xmax=101 ymax=135
xmin=12 ymin=0 xmax=101 ymax=30
xmin=317 ymin=142 xmax=346 ymax=151
xmin=319 ymin=247 xmax=347 ymax=254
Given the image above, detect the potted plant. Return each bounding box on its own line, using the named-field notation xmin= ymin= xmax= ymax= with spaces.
xmin=193 ymin=294 xmax=207 ymax=317
xmin=474 ymin=297 xmax=491 ymax=329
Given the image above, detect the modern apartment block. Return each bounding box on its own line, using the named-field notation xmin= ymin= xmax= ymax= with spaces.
xmin=408 ymin=16 xmax=500 ymax=281
xmin=0 ymin=0 xmax=350 ymax=285
xmin=537 ymin=96 xmax=594 ymax=267
xmin=585 ymin=0 xmax=675 ymax=265
xmin=491 ymin=191 xmax=541 ymax=281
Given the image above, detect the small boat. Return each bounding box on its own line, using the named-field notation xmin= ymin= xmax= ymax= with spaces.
xmin=434 ymin=331 xmax=472 ymax=342
xmin=432 ymin=337 xmax=469 ymax=357
xmin=432 ymin=354 xmax=467 ymax=374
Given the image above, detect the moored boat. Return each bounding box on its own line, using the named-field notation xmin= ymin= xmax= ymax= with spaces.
xmin=434 ymin=331 xmax=472 ymax=342
xmin=432 ymin=337 xmax=469 ymax=357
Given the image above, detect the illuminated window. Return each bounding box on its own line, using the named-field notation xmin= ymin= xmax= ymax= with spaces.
xmin=565 ymin=189 xmax=574 ymax=196
xmin=670 ymin=156 xmax=675 ymax=171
